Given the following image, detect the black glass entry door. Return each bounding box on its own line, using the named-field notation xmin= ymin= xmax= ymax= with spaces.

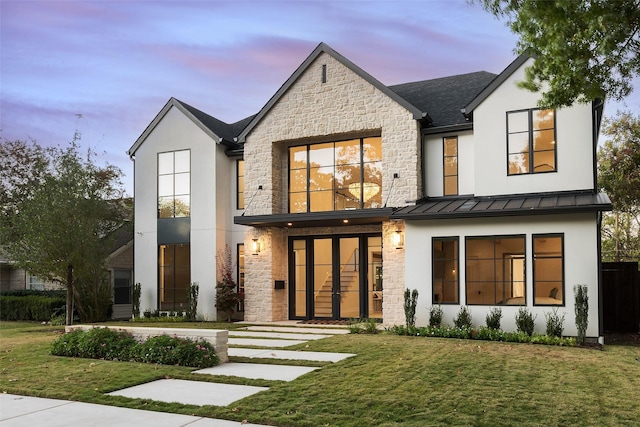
xmin=289 ymin=234 xmax=382 ymax=320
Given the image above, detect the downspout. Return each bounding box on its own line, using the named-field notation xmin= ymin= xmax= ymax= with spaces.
xmin=597 ymin=211 xmax=604 ymax=345
xmin=128 ymin=151 xmax=136 ymax=317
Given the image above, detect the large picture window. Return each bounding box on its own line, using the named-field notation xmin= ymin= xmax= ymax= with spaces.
xmin=289 ymin=136 xmax=382 ymax=213
xmin=465 ymin=235 xmax=525 ymax=305
xmin=158 ymin=244 xmax=190 ymax=311
xmin=432 ymin=237 xmax=459 ymax=303
xmin=533 ymin=234 xmax=564 ymax=305
xmin=443 ymin=137 xmax=458 ymax=196
xmin=158 ymin=150 xmax=190 ymax=218
xmin=507 ymin=109 xmax=556 ymax=175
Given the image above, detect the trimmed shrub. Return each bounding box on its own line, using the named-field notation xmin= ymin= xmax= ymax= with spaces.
xmin=545 ymin=308 xmax=565 ymax=337
xmin=348 ymin=318 xmax=379 ymax=334
xmin=51 ymin=329 xmax=219 ymax=368
xmin=515 ymin=307 xmax=536 ymax=336
xmin=428 ymin=305 xmax=444 ymax=327
xmin=404 ymin=289 xmax=418 ymax=327
xmin=51 ymin=327 xmax=137 ymax=360
xmin=485 ymin=307 xmax=502 ymax=330
xmin=574 ymin=284 xmax=589 ymax=345
xmin=387 ymin=325 xmax=576 ymax=347
xmin=0 ymin=294 xmax=66 ymax=321
xmin=132 ymin=335 xmax=218 ymax=368
xmin=132 ymin=283 xmax=141 ymax=318
xmin=454 ymin=306 xmax=473 ymax=329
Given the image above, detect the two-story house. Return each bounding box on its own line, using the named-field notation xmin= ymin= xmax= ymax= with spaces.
xmin=128 ymin=43 xmax=611 ymax=340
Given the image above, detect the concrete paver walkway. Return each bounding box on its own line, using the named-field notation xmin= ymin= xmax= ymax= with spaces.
xmin=228 ymin=337 xmax=308 ymax=348
xmin=108 ymin=379 xmax=268 ymax=406
xmin=228 ymin=347 xmax=355 ymax=362
xmin=0 ymin=394 xmax=272 ymax=427
xmin=228 ymin=330 xmax=332 ymax=340
xmin=194 ymin=362 xmax=318 ymax=381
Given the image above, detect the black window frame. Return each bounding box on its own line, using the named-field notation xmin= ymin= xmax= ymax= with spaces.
xmin=532 ymin=233 xmax=565 ymax=306
xmin=442 ymin=136 xmax=458 ymax=196
xmin=506 ymin=108 xmax=557 ymax=176
xmin=464 ymin=234 xmax=527 ymax=306
xmin=287 ymin=136 xmax=382 ymax=214
xmin=432 ymin=237 xmax=459 ymax=304
xmin=236 ymin=159 xmax=245 ymax=210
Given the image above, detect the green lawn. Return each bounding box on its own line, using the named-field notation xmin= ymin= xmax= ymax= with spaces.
xmin=1 ymin=321 xmax=638 ymax=426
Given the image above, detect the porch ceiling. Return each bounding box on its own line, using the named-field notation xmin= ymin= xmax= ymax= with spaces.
xmin=234 ymin=207 xmax=394 ymax=228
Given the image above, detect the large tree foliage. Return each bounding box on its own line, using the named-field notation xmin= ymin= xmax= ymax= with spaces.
xmin=597 ymin=111 xmax=640 ymax=262
xmin=0 ymin=139 xmax=127 ymax=324
xmin=476 ymin=0 xmax=640 ymax=108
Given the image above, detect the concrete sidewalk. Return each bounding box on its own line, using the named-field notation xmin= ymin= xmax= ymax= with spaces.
xmin=0 ymin=394 xmax=273 ymax=427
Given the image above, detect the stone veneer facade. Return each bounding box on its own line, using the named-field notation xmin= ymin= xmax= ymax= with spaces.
xmin=242 ymin=52 xmax=419 ymax=324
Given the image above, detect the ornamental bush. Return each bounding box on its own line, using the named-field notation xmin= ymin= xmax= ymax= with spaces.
xmin=428 ymin=305 xmax=444 ymax=327
xmin=51 ymin=327 xmax=137 ymax=360
xmin=515 ymin=307 xmax=537 ymax=336
xmin=132 ymin=335 xmax=218 ymax=368
xmin=485 ymin=307 xmax=502 ymax=330
xmin=454 ymin=306 xmax=473 ymax=329
xmin=545 ymin=308 xmax=565 ymax=337
xmin=51 ymin=328 xmax=218 ymax=368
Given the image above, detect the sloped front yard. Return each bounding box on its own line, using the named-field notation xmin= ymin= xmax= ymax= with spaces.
xmin=1 ymin=321 xmax=639 ymax=426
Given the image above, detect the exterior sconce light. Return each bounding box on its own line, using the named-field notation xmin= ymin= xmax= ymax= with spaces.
xmin=252 ymin=238 xmax=261 ymax=255
xmin=393 ymin=229 xmax=404 ymax=249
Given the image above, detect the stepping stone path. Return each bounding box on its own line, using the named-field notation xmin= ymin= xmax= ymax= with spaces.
xmin=108 ymin=325 xmax=355 ymax=409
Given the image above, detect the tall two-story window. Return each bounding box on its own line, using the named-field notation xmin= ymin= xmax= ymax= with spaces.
xmin=237 ymin=160 xmax=245 ymax=209
xmin=432 ymin=237 xmax=459 ymax=303
xmin=507 ymin=109 xmax=556 ymax=175
xmin=289 ymin=136 xmax=382 ymax=213
xmin=158 ymin=150 xmax=190 ymax=218
xmin=443 ymin=136 xmax=458 ymax=196
xmin=533 ymin=234 xmax=564 ymax=305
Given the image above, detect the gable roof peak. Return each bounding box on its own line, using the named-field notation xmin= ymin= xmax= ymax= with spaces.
xmin=237 ymin=42 xmax=425 ymax=142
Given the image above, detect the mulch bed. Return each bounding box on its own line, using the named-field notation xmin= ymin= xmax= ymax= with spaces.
xmin=604 ymin=332 xmax=640 ymax=347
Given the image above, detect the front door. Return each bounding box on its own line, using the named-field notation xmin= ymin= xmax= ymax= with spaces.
xmin=289 ymin=234 xmax=382 ymax=320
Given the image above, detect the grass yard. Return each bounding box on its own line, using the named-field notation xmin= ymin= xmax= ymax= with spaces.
xmin=1 ymin=321 xmax=639 ymax=426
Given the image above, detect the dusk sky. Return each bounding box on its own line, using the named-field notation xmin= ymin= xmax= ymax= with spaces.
xmin=2 ymin=0 xmax=639 ymax=196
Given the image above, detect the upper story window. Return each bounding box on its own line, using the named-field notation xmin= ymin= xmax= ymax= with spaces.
xmin=237 ymin=160 xmax=245 ymax=210
xmin=507 ymin=109 xmax=556 ymax=175
xmin=158 ymin=150 xmax=190 ymax=218
xmin=443 ymin=136 xmax=458 ymax=196
xmin=289 ymin=136 xmax=382 ymax=213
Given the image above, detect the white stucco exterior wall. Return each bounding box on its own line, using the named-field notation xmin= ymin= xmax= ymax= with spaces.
xmin=424 ymin=130 xmax=475 ymax=197
xmin=472 ymin=58 xmax=595 ymax=197
xmin=133 ymin=105 xmax=244 ymax=320
xmin=404 ymin=213 xmax=600 ymax=338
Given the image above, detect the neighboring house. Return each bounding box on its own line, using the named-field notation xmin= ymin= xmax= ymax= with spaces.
xmin=0 ymin=253 xmax=58 ymax=291
xmin=0 ymin=225 xmax=133 ymax=321
xmin=128 ymin=43 xmax=611 ymax=340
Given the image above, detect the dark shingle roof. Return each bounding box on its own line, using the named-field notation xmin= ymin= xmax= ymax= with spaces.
xmin=389 ymin=71 xmax=497 ymax=128
xmin=175 ymin=99 xmax=249 ymax=144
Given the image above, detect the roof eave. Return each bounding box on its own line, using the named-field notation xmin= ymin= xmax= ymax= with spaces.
xmin=128 ymin=98 xmax=225 ymax=158
xmin=463 ymin=53 xmax=532 ymax=115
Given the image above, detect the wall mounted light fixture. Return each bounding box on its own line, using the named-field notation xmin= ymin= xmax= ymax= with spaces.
xmin=252 ymin=238 xmax=261 ymax=255
xmin=393 ymin=229 xmax=404 ymax=249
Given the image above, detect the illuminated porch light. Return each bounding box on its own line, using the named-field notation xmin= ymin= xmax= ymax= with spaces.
xmin=393 ymin=229 xmax=404 ymax=249
xmin=252 ymin=238 xmax=261 ymax=255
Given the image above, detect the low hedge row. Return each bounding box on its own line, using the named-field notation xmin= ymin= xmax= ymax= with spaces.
xmin=388 ymin=325 xmax=576 ymax=346
xmin=50 ymin=327 xmax=219 ymax=368
xmin=0 ymin=294 xmax=66 ymax=321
